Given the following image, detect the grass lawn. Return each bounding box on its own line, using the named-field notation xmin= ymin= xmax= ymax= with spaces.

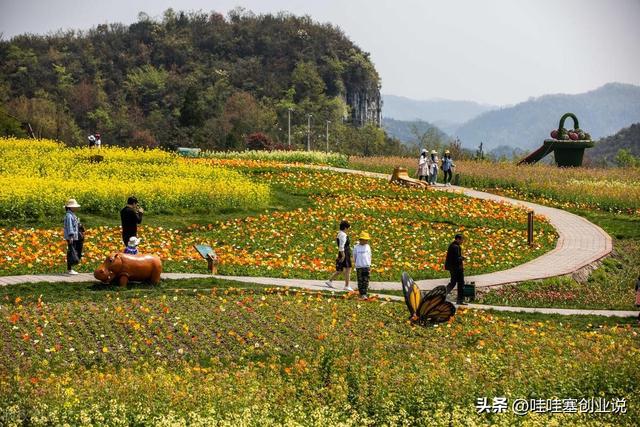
xmin=1 ymin=279 xmax=638 ymax=425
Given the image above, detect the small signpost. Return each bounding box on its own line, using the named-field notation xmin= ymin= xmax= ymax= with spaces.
xmin=194 ymin=244 xmax=218 ymax=274
xmin=527 ymin=211 xmax=534 ymax=246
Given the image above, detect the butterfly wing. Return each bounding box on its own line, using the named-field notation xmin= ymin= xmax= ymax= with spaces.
xmin=417 ymin=285 xmax=456 ymax=323
xmin=402 ymin=272 xmax=422 ymax=317
xmin=422 ymin=301 xmax=456 ymax=323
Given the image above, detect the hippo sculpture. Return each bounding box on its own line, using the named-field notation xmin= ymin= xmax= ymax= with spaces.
xmin=94 ymin=252 xmax=162 ymax=286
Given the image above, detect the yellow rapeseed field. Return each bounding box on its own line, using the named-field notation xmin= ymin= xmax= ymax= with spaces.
xmin=0 ymin=138 xmax=270 ymax=220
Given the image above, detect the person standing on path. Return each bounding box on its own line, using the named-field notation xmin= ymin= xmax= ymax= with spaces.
xmin=417 ymin=149 xmax=429 ymax=182
xmin=441 ymin=150 xmax=455 ymax=187
xmin=353 ymin=231 xmax=372 ymax=300
xmin=120 ymin=196 xmax=144 ymax=246
xmin=63 ymin=199 xmax=84 ymax=275
xmin=429 ymin=150 xmax=439 ymax=185
xmin=445 ymin=233 xmax=467 ymax=305
xmin=325 ymin=220 xmax=353 ymax=291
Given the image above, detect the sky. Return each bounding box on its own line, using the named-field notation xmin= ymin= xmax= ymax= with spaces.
xmin=1 ymin=0 xmax=639 ymax=105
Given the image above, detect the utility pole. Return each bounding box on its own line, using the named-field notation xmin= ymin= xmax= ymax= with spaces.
xmin=326 ymin=120 xmax=331 ymax=153
xmin=306 ymin=114 xmax=312 ymax=151
xmin=287 ymin=108 xmax=292 ymax=148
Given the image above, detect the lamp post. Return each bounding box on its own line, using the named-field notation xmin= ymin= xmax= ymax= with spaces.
xmin=326 ymin=120 xmax=331 ymax=153
xmin=306 ymin=114 xmax=312 ymax=151
xmin=287 ymin=108 xmax=292 ymax=148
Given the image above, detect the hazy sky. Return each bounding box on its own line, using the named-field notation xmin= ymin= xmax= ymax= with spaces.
xmin=1 ymin=0 xmax=639 ymax=105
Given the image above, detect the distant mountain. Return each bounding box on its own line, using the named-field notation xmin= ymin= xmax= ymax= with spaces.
xmin=586 ymin=123 xmax=640 ymax=163
xmin=382 ymin=94 xmax=496 ymax=131
xmin=455 ymin=83 xmax=640 ymax=151
xmin=382 ymin=117 xmax=448 ymax=145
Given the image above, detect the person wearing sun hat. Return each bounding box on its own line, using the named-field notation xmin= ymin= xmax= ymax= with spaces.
xmin=417 ymin=149 xmax=429 ymax=182
xmin=353 ymin=231 xmax=372 ymax=300
xmin=441 ymin=149 xmax=455 ymax=186
xmin=63 ymin=198 xmax=84 ymax=275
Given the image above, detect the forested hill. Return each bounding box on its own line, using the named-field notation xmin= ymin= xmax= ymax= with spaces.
xmin=0 ymin=9 xmax=393 ymax=154
xmin=586 ymin=123 xmax=640 ymax=164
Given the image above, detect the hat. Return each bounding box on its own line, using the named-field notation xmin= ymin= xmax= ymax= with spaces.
xmin=128 ymin=236 xmax=140 ymax=247
xmin=64 ymin=198 xmax=81 ymax=208
xmin=431 ymin=150 xmax=437 ymax=154
xmin=421 ymin=148 xmax=427 ymax=154
xmin=95 ymin=133 xmax=100 ymax=137
xmin=445 ymin=150 xmax=450 ymax=154
xmin=359 ymin=231 xmax=371 ymax=240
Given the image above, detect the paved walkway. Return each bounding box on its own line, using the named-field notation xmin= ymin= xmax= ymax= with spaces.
xmin=0 ymin=165 xmax=628 ymax=317
xmin=0 ymin=272 xmax=636 ymax=318
xmin=309 ymin=165 xmax=613 ymax=289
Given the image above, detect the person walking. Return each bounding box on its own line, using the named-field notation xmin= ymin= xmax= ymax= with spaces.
xmin=445 ymin=233 xmax=467 ymax=305
xmin=417 ymin=149 xmax=429 ymax=182
xmin=442 ymin=150 xmax=455 ymax=186
xmin=120 ymin=196 xmax=144 ymax=246
xmin=353 ymin=231 xmax=372 ymax=300
xmin=325 ymin=220 xmax=353 ymax=291
xmin=429 ymin=150 xmax=439 ymax=185
xmin=63 ymin=198 xmax=84 ymax=275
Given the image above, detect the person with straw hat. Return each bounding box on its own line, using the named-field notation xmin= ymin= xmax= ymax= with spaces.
xmin=63 ymin=198 xmax=84 ymax=275
xmin=441 ymin=149 xmax=455 ymax=187
xmin=353 ymin=231 xmax=372 ymax=300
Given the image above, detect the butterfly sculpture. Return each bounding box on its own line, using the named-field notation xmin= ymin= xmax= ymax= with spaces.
xmin=401 ymin=272 xmax=456 ymax=324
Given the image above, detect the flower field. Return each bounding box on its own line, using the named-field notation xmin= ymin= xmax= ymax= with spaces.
xmin=349 ymin=156 xmax=640 ymax=214
xmin=0 ymin=160 xmax=556 ymax=279
xmin=1 ymin=282 xmax=638 ymax=425
xmin=198 ymin=149 xmax=349 ymax=167
xmin=0 ymin=139 xmax=270 ymax=221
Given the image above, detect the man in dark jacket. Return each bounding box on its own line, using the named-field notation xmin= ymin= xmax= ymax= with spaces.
xmin=120 ymin=196 xmax=144 ymax=246
xmin=445 ymin=234 xmax=466 ymax=305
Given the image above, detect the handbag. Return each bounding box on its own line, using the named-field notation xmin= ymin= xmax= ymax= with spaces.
xmin=78 ymin=223 xmax=85 ymax=241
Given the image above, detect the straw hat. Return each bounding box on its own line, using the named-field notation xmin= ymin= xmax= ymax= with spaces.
xmin=64 ymin=198 xmax=81 ymax=208
xmin=445 ymin=150 xmax=450 ymax=154
xmin=359 ymin=231 xmax=371 ymax=241
xmin=431 ymin=150 xmax=437 ymax=154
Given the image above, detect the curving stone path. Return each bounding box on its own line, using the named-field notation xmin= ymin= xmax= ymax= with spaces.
xmin=0 ymin=165 xmax=630 ymax=317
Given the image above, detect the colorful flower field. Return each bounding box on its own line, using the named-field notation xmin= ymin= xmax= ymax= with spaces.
xmin=349 ymin=156 xmax=640 ymax=214
xmin=0 ymin=157 xmax=556 ymax=279
xmin=198 ymin=149 xmax=349 ymax=167
xmin=1 ymin=284 xmax=638 ymax=425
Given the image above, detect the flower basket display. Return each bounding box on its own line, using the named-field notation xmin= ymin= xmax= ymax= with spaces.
xmin=518 ymin=113 xmax=594 ymax=167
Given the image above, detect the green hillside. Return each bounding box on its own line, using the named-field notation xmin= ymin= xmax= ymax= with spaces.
xmin=0 ymin=8 xmax=402 ymax=154
xmin=586 ymin=123 xmax=640 ymax=165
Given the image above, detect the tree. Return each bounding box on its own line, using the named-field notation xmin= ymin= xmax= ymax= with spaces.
xmin=291 ymin=61 xmax=325 ymax=103
xmin=179 ymin=86 xmax=205 ymax=127
xmin=614 ymin=149 xmax=639 ymax=168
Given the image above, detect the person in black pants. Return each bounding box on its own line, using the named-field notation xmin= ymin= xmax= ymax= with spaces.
xmin=445 ymin=234 xmax=467 ymax=305
xmin=120 ymin=196 xmax=144 ymax=246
